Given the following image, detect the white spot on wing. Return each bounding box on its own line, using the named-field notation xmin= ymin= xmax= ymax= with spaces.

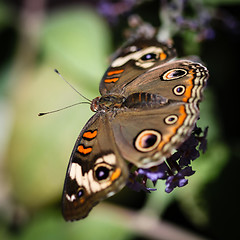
xmin=135 ymin=61 xmax=155 ymax=68
xmin=69 ymin=163 xmax=91 ymax=194
xmin=103 ymin=153 xmax=116 ymax=165
xmin=69 ymin=163 xmax=77 ymax=180
xmin=69 ymin=163 xmax=84 ymax=186
xmin=95 ymin=157 xmax=104 ymax=164
xmin=81 ymin=171 xmax=91 ymax=194
xmin=69 ymin=154 xmax=117 ymax=194
xmin=66 ymin=194 xmax=76 ymax=202
xmin=111 ymin=47 xmax=163 ymax=68
xmin=95 ymin=153 xmax=116 ymax=165
xmin=87 ymin=169 xmax=101 ymax=193
xmin=75 ymin=164 xmax=83 ymax=186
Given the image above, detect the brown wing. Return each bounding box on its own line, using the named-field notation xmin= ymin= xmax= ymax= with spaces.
xmin=110 ymin=102 xmax=199 ymax=168
xmin=62 ymin=113 xmax=128 ymax=221
xmin=122 ymin=60 xmax=209 ymax=104
xmin=109 ymin=60 xmax=208 ymax=168
xmin=99 ymin=38 xmax=176 ymax=95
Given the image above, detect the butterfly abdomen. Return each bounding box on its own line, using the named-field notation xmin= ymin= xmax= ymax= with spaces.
xmin=123 ymin=93 xmax=168 ymax=108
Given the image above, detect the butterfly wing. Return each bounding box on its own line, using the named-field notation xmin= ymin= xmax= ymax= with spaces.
xmin=62 ymin=37 xmax=209 ymax=220
xmin=109 ymin=60 xmax=209 ymax=168
xmin=110 ymin=102 xmax=199 ymax=168
xmin=122 ymin=60 xmax=209 ymax=104
xmin=62 ymin=113 xmax=128 ymax=221
xmin=99 ymin=38 xmax=176 ymax=95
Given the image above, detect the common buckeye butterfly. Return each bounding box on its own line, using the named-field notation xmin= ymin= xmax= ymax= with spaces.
xmin=61 ymin=38 xmax=209 ymax=221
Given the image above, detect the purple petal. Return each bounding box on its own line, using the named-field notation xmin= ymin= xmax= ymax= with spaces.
xmin=178 ymin=178 xmax=188 ymax=187
xmin=180 ymin=166 xmax=196 ymax=177
xmin=138 ymin=163 xmax=168 ymax=181
xmin=165 ymin=186 xmax=174 ymax=193
xmin=126 ymin=180 xmax=150 ymax=193
xmin=179 ymin=156 xmax=191 ymax=167
xmin=199 ymin=127 xmax=208 ymax=153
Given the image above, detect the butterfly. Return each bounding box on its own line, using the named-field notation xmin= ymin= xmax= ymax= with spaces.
xmin=61 ymin=38 xmax=209 ymax=221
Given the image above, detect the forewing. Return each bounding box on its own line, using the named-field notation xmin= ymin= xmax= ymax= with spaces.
xmin=122 ymin=60 xmax=209 ymax=104
xmin=99 ymin=38 xmax=176 ymax=95
xmin=62 ymin=113 xmax=128 ymax=221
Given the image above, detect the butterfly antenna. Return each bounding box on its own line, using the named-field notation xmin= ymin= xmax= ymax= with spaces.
xmin=54 ymin=69 xmax=91 ymax=102
xmin=38 ymin=102 xmax=90 ymax=116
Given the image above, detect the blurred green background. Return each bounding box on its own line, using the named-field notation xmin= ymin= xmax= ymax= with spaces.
xmin=0 ymin=0 xmax=240 ymax=239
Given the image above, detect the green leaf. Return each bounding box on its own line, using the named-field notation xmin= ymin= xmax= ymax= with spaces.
xmin=182 ymin=31 xmax=201 ymax=56
xmin=40 ymin=7 xmax=112 ymax=92
xmin=5 ymin=7 xmax=111 ymax=208
xmin=0 ymin=2 xmax=12 ymax=28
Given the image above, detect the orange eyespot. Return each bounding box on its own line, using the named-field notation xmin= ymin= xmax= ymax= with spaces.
xmin=162 ymin=69 xmax=188 ymax=81
xmin=134 ymin=130 xmax=161 ymax=152
xmin=94 ymin=163 xmax=113 ymax=182
xmin=95 ymin=166 xmax=110 ymax=181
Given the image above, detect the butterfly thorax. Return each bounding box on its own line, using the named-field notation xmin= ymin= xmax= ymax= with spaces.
xmin=90 ymin=93 xmax=168 ymax=112
xmin=122 ymin=93 xmax=168 ymax=108
xmin=90 ymin=95 xmax=125 ymax=112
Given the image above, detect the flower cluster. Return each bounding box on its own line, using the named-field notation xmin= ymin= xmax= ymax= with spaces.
xmin=98 ymin=0 xmax=136 ymax=24
xmin=159 ymin=0 xmax=216 ymax=41
xmin=97 ymin=0 xmax=240 ymax=41
xmin=127 ymin=125 xmax=208 ymax=193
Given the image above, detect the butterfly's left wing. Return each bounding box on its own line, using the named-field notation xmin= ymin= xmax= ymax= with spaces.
xmin=62 ymin=113 xmax=128 ymax=221
xmin=99 ymin=38 xmax=176 ymax=95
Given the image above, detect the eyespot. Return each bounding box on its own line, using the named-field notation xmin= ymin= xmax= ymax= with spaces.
xmin=140 ymin=53 xmax=157 ymax=61
xmin=173 ymin=85 xmax=186 ymax=96
xmin=134 ymin=130 xmax=161 ymax=152
xmin=162 ymin=69 xmax=188 ymax=80
xmin=164 ymin=115 xmax=178 ymax=125
xmin=77 ymin=188 xmax=84 ymax=199
xmin=94 ymin=164 xmax=111 ymax=181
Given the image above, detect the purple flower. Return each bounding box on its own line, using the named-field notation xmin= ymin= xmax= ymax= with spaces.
xmin=127 ymin=125 xmax=208 ymax=194
xmin=138 ymin=162 xmax=168 ymax=182
xmin=97 ymin=0 xmax=136 ymax=23
xmin=179 ymin=148 xmax=200 ymax=166
xmin=199 ymin=127 xmax=208 ymax=153
xmin=126 ymin=172 xmax=157 ymax=193
xmin=165 ymin=166 xmax=195 ymax=193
